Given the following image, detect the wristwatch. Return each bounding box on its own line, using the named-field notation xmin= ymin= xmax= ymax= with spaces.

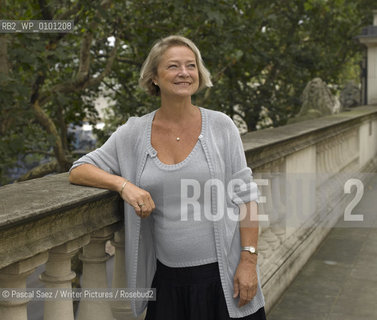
xmin=241 ymin=246 xmax=258 ymax=255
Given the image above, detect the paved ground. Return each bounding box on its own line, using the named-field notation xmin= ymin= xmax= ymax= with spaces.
xmin=267 ymin=174 xmax=377 ymax=320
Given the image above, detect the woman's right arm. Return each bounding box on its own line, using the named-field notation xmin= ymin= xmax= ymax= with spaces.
xmin=69 ymin=163 xmax=125 ymax=192
xmin=69 ymin=164 xmax=155 ymax=218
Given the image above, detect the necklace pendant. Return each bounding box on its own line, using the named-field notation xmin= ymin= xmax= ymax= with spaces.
xmin=176 ymin=137 xmax=180 ymax=141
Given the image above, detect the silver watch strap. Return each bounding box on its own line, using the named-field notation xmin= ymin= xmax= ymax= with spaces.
xmin=241 ymin=246 xmax=258 ymax=255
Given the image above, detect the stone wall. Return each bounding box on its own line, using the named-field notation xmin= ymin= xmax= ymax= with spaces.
xmin=242 ymin=105 xmax=377 ymax=310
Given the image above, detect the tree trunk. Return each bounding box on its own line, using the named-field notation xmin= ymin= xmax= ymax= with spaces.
xmin=16 ymin=160 xmax=59 ymax=182
xmin=32 ymin=99 xmax=71 ymax=172
xmin=57 ymin=102 xmax=69 ymax=152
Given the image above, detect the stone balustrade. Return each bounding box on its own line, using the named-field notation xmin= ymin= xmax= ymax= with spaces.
xmin=0 ymin=105 xmax=376 ymax=319
xmin=0 ymin=175 xmax=139 ymax=320
xmin=244 ymin=105 xmax=377 ymax=310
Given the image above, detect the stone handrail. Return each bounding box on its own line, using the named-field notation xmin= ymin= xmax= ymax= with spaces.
xmin=0 ymin=105 xmax=376 ymax=319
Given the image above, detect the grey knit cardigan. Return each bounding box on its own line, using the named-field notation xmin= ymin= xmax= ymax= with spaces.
xmin=71 ymin=107 xmax=265 ymax=318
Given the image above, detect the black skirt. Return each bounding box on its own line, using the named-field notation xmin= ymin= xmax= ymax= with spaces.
xmin=144 ymin=260 xmax=266 ymax=320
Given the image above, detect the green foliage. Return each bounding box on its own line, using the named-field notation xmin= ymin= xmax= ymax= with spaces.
xmin=99 ymin=0 xmax=375 ymax=132
xmin=0 ymin=0 xmax=375 ymax=184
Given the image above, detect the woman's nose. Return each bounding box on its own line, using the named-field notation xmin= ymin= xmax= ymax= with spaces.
xmin=178 ymin=67 xmax=189 ymax=77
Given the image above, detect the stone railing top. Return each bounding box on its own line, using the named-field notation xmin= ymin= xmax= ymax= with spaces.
xmin=0 ymin=173 xmax=122 ymax=269
xmin=0 ymin=173 xmax=116 ymax=230
xmin=242 ymin=105 xmax=377 ymax=151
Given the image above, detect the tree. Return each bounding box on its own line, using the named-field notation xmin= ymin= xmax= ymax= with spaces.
xmin=0 ymin=0 xmax=375 ymax=185
xmin=97 ymin=0 xmax=375 ymax=134
xmin=0 ymin=0 xmax=120 ymax=184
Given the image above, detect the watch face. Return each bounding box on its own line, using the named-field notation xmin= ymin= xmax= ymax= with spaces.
xmin=242 ymin=246 xmax=257 ymax=254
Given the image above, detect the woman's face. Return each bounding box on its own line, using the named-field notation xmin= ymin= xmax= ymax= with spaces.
xmin=154 ymin=46 xmax=199 ymax=99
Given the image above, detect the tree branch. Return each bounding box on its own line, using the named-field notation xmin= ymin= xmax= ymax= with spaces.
xmin=87 ymin=37 xmax=119 ymax=87
xmin=38 ymin=0 xmax=116 ymax=104
xmin=76 ymin=0 xmax=112 ymax=85
xmin=103 ymin=80 xmax=124 ymax=97
xmin=44 ymin=0 xmax=83 ymax=49
xmin=31 ymin=99 xmax=70 ymax=172
xmin=26 ymin=0 xmax=116 ymax=175
xmin=116 ymin=57 xmax=142 ymax=67
xmin=23 ymin=150 xmax=55 ymax=157
xmin=32 ymin=2 xmax=84 ymax=105
xmin=76 ymin=30 xmax=93 ymax=84
xmin=16 ymin=160 xmax=59 ymax=182
xmin=30 ymin=73 xmax=45 ymax=104
xmin=55 ymin=101 xmax=68 ymax=152
xmin=41 ymin=37 xmax=119 ymax=98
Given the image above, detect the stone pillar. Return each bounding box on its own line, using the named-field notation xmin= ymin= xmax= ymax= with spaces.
xmin=77 ymin=226 xmax=115 ymax=320
xmin=270 ymin=164 xmax=286 ymax=242
xmin=110 ymin=226 xmax=134 ymax=319
xmin=39 ymin=235 xmax=90 ymax=320
xmin=0 ymin=252 xmax=48 ymax=320
xmin=358 ymin=10 xmax=377 ymax=105
xmin=262 ymin=228 xmax=281 ymax=250
xmin=285 ymin=145 xmax=316 ymax=236
xmin=257 ymin=238 xmax=269 ymax=266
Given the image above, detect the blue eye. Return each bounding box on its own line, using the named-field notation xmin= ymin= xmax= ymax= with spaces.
xmin=168 ymin=65 xmax=177 ymax=69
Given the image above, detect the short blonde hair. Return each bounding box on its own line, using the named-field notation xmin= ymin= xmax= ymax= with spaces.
xmin=139 ymin=35 xmax=213 ymax=96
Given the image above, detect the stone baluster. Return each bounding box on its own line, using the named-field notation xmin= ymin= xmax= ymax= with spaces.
xmin=262 ymin=171 xmax=274 ymax=227
xmin=330 ymin=139 xmax=337 ymax=170
xmin=271 ymin=225 xmax=286 ymax=244
xmin=254 ymin=169 xmax=273 ymax=265
xmin=254 ymin=169 xmax=270 ymax=230
xmin=320 ymin=143 xmax=328 ymax=174
xmin=111 ymin=226 xmax=133 ymax=319
xmin=0 ymin=252 xmax=48 ymax=320
xmin=262 ymin=227 xmax=281 ymax=250
xmin=324 ymin=143 xmax=332 ymax=173
xmin=334 ymin=137 xmax=343 ymax=170
xmin=39 ymin=235 xmax=90 ymax=320
xmin=257 ymin=207 xmax=269 ymax=268
xmin=325 ymin=140 xmax=333 ymax=175
xmin=258 ymin=169 xmax=281 ymax=250
xmin=270 ymin=165 xmax=286 ymax=243
xmin=257 ymin=238 xmax=270 ymax=266
xmin=316 ymin=144 xmax=326 ymax=186
xmin=77 ymin=226 xmax=116 ymax=320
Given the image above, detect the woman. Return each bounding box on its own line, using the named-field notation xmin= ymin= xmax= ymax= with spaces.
xmin=69 ymin=35 xmax=266 ymax=319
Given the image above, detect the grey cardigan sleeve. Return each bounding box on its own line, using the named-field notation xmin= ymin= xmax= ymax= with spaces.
xmin=227 ymin=119 xmax=259 ymax=205
xmin=70 ymin=126 xmax=123 ymax=176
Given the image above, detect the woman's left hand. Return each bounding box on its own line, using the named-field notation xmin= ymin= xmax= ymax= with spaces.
xmin=233 ymin=253 xmax=258 ymax=307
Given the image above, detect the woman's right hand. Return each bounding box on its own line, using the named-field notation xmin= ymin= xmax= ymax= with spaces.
xmin=120 ymin=181 xmax=155 ymax=218
xmin=69 ymin=164 xmax=155 ymax=218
